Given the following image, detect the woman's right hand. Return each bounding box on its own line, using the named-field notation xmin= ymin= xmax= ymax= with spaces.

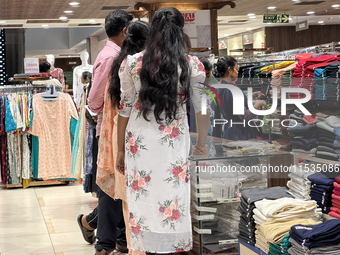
xmin=254 ymin=100 xmax=267 ymax=110
xmin=116 ymin=150 xmax=125 ymax=175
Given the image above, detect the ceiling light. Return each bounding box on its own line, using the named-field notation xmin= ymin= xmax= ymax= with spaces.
xmin=64 ymin=10 xmax=74 ymax=14
xmin=318 ymin=20 xmax=324 ymax=24
xmin=42 ymin=24 xmax=49 ymax=27
xmin=268 ymin=6 xmax=277 ymax=10
xmin=0 ymin=21 xmax=6 ymax=24
xmin=332 ymin=4 xmax=340 ymax=8
xmin=88 ymin=19 xmax=96 ymax=23
xmin=249 ymin=16 xmax=256 ymax=19
xmin=224 ymin=34 xmax=229 ymax=36
xmin=69 ymin=2 xmax=80 ymax=6
xmin=247 ymin=13 xmax=255 ymax=16
xmin=68 ymin=55 xmax=71 ymax=57
xmin=289 ymin=17 xmax=293 ymax=20
xmin=268 ymin=22 xmax=272 ymax=24
xmin=307 ymin=11 xmax=315 ymax=15
xmin=246 ymin=28 xmax=252 ymax=30
xmin=59 ymin=16 xmax=68 ymax=20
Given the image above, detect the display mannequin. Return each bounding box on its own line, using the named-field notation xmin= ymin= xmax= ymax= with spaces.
xmin=46 ymin=54 xmax=66 ymax=92
xmin=73 ymin=51 xmax=93 ymax=107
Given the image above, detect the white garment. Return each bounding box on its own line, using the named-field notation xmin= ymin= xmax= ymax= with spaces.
xmin=73 ymin=65 xmax=93 ymax=107
xmin=118 ymin=53 xmax=205 ymax=253
xmin=254 ymin=197 xmax=317 ymax=218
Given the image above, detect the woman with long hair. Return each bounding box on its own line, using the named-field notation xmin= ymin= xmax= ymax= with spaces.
xmin=116 ymin=7 xmax=210 ymax=254
xmin=96 ymin=20 xmax=150 ymax=255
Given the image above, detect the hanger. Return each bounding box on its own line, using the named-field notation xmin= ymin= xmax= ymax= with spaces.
xmin=41 ymin=84 xmax=60 ymax=101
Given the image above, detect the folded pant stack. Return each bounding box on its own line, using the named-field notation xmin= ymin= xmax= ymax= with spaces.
xmin=308 ymin=172 xmax=334 ymax=213
xmin=316 ymin=117 xmax=340 ymax=161
xmin=237 ymin=187 xmax=293 ymax=245
xmin=288 ymin=125 xmax=319 ymax=153
xmin=289 ymin=219 xmax=340 ymax=255
xmin=255 ymin=218 xmax=320 ymax=254
xmin=287 ymin=165 xmax=313 ymax=199
xmin=329 ymin=177 xmax=340 ymax=219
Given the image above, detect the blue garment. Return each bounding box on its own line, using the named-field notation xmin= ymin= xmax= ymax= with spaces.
xmin=71 ymin=114 xmax=81 ymax=176
xmin=4 ymin=97 xmax=16 ymax=133
xmin=85 ymin=125 xmax=94 ymax=175
xmin=308 ymin=172 xmax=334 ymax=186
xmin=290 ymin=219 xmax=340 ymax=249
xmin=211 ymin=80 xmax=256 ymax=140
xmin=70 ymin=117 xmax=77 ymax=149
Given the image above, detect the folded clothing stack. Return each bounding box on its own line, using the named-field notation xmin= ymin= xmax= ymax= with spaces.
xmin=288 ymin=109 xmax=306 ymax=127
xmin=261 ymin=107 xmax=283 ymax=135
xmin=290 ymin=55 xmax=339 ymax=99
xmin=314 ymin=68 xmax=329 ymax=100
xmin=308 ymin=172 xmax=334 ymax=213
xmin=329 ymin=177 xmax=340 ymax=219
xmin=289 ymin=219 xmax=340 ymax=254
xmin=316 ymin=119 xmax=340 ymax=161
xmin=287 ymin=165 xmax=313 ymax=199
xmin=268 ymin=234 xmax=291 ymax=255
xmin=325 ymin=62 xmax=340 ymax=101
xmin=239 ymin=65 xmax=268 ymax=85
xmin=255 ymin=218 xmax=320 ymax=254
xmin=237 ymin=187 xmax=293 ymax=245
xmin=288 ymin=125 xmax=319 ymax=153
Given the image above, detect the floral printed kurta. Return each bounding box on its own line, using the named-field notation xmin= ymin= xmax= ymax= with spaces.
xmin=118 ymin=52 xmax=205 ymax=253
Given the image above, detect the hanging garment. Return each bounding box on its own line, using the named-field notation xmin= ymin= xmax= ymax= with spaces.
xmin=29 ymin=93 xmax=78 ymax=179
xmin=50 ymin=68 xmax=66 ymax=92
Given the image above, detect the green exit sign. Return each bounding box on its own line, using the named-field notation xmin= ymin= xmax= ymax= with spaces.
xmin=263 ymin=14 xmax=289 ymax=23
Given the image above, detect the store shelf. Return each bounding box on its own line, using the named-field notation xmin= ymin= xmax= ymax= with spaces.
xmin=291 ymin=152 xmax=340 ymax=165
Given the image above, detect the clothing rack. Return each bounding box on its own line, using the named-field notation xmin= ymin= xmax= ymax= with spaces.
xmin=1 ymin=84 xmax=70 ymax=189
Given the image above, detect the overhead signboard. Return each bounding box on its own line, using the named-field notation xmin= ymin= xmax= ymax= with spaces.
xmin=296 ymin=20 xmax=309 ymax=31
xmin=263 ymin=14 xmax=289 ymax=23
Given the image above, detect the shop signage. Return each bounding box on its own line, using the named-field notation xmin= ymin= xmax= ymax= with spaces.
xmin=263 ymin=14 xmax=289 ymax=23
xmin=296 ymin=20 xmax=309 ymax=32
xmin=24 ymin=58 xmax=39 ymax=74
xmin=183 ymin=12 xmax=196 ymax=22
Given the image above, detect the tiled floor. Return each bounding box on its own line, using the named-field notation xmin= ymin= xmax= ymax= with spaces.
xmin=0 ymin=183 xmax=98 ymax=255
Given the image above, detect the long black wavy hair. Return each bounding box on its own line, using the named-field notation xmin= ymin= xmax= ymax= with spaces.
xmin=139 ymin=7 xmax=190 ymax=123
xmin=108 ymin=20 xmax=150 ymax=108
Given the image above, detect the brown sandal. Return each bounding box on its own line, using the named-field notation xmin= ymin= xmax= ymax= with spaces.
xmin=77 ymin=214 xmax=96 ymax=244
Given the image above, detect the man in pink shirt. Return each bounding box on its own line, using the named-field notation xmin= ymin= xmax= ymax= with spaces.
xmin=77 ymin=10 xmax=133 ymax=255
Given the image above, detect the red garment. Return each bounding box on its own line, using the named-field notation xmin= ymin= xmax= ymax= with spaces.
xmin=334 ymin=182 xmax=340 ymax=189
xmin=29 ymin=73 xmax=51 ymax=78
xmin=331 ymin=207 xmax=340 ymax=214
xmin=332 ymin=193 xmax=340 ymax=202
xmin=295 ymin=53 xmax=314 ymax=61
xmin=329 ymin=211 xmax=340 ymax=219
xmin=332 ymin=199 xmax=340 ymax=208
xmin=302 ymin=115 xmax=318 ymax=125
xmin=335 ymin=177 xmax=340 ymax=184
xmin=334 ymin=189 xmax=340 ymax=196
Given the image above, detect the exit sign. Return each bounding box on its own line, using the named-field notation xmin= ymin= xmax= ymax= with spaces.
xmin=263 ymin=14 xmax=289 ymax=23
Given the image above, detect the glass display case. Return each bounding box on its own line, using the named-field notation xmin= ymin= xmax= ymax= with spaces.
xmin=189 ymin=135 xmax=273 ymax=255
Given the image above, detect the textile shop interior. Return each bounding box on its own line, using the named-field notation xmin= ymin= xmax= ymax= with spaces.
xmin=1 ymin=0 xmax=340 ymax=255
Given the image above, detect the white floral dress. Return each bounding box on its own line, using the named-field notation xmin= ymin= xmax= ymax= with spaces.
xmin=118 ymin=52 xmax=205 ymax=253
